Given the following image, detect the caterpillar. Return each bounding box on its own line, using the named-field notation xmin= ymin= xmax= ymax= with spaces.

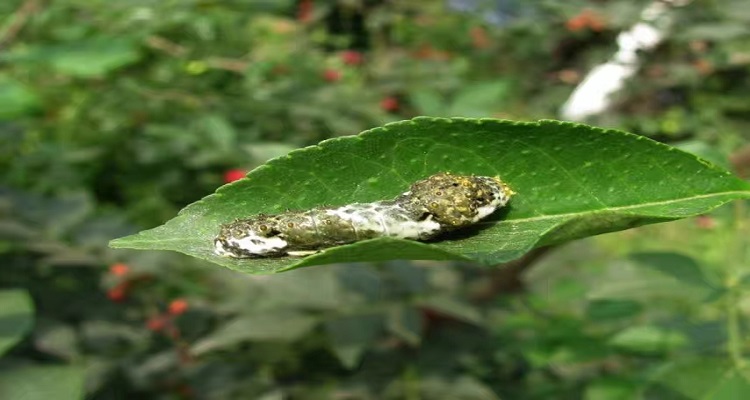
xmin=214 ymin=172 xmax=514 ymax=258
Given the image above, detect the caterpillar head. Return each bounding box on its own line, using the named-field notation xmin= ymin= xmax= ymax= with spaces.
xmin=408 ymin=172 xmax=514 ymax=228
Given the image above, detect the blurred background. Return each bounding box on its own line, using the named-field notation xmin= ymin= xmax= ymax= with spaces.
xmin=1 ymin=0 xmax=750 ymax=399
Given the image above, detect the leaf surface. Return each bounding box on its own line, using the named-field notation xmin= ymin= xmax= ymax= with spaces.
xmin=110 ymin=118 xmax=750 ymax=273
xmin=0 ymin=289 xmax=34 ymax=356
xmin=0 ymin=363 xmax=85 ymax=400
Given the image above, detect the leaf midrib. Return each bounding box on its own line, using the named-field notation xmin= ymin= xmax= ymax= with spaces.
xmin=112 ymin=190 xmax=747 ymax=247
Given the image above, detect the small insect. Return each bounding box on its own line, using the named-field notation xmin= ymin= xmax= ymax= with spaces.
xmin=214 ymin=172 xmax=514 ymax=258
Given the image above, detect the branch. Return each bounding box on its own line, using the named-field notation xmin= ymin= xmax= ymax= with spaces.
xmin=470 ymin=246 xmax=555 ymax=301
xmin=145 ymin=35 xmax=189 ymax=57
xmin=0 ymin=0 xmax=41 ymax=50
xmin=730 ymin=144 xmax=750 ymax=178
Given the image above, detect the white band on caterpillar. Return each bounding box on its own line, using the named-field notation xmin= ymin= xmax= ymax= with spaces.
xmin=214 ymin=172 xmax=514 ymax=258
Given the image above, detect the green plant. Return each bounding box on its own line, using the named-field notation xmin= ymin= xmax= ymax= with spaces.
xmin=111 ymin=117 xmax=750 ymax=273
xmin=3 ymin=0 xmax=750 ymax=398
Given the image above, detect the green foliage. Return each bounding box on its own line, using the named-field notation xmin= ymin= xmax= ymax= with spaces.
xmin=0 ymin=289 xmax=84 ymax=400
xmin=0 ymin=79 xmax=39 ymax=120
xmin=0 ymin=289 xmax=33 ymax=356
xmin=2 ymin=0 xmax=750 ymax=398
xmin=653 ymin=358 xmax=750 ymax=400
xmin=0 ymin=363 xmax=85 ymax=400
xmin=111 ymin=117 xmax=750 ymax=273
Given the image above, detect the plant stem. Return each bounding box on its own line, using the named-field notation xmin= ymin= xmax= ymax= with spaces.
xmin=727 ymin=200 xmax=747 ymax=368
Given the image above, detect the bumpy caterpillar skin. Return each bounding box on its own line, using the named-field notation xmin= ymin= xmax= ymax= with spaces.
xmin=214 ymin=173 xmax=514 ymax=258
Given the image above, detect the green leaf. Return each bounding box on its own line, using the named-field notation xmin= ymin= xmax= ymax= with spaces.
xmin=416 ymin=296 xmax=482 ymax=325
xmin=630 ymin=252 xmax=717 ymax=289
xmin=0 ymin=362 xmax=85 ymax=400
xmin=386 ymin=376 xmax=500 ymax=400
xmin=681 ymin=23 xmax=750 ymax=40
xmin=585 ymin=299 xmax=643 ymax=321
xmin=325 ymin=314 xmax=383 ymax=369
xmin=652 ymin=358 xmax=750 ymax=400
xmin=584 ymin=378 xmax=638 ymax=400
xmin=0 ymin=79 xmax=39 ymax=120
xmin=608 ymin=325 xmax=688 ymax=355
xmin=191 ymin=311 xmax=318 ymax=355
xmin=110 ymin=118 xmax=750 ymax=274
xmin=411 ymin=89 xmax=446 ymax=115
xmin=675 ymin=140 xmax=731 ymax=170
xmin=4 ymin=38 xmax=141 ymax=78
xmin=447 ymin=81 xmax=510 ymax=117
xmin=386 ymin=306 xmax=423 ymax=345
xmin=0 ymin=289 xmax=34 ymax=356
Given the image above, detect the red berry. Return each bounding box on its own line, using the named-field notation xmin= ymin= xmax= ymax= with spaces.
xmin=146 ymin=315 xmax=169 ymax=332
xmin=109 ymin=263 xmax=130 ymax=277
xmin=168 ymin=299 xmax=189 ymax=316
xmin=566 ymin=9 xmax=606 ymax=32
xmin=341 ymin=50 xmax=363 ymax=65
xmin=107 ymin=283 xmax=128 ymax=302
xmin=322 ymin=69 xmax=342 ymax=82
xmin=380 ymin=96 xmax=399 ymax=112
xmin=566 ymin=16 xmax=586 ymax=32
xmin=223 ymin=169 xmax=246 ymax=183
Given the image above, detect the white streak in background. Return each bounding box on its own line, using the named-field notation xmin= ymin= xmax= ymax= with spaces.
xmin=560 ymin=1 xmax=691 ymax=121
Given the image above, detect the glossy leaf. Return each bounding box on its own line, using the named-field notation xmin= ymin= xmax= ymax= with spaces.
xmin=110 ymin=118 xmax=750 ymax=274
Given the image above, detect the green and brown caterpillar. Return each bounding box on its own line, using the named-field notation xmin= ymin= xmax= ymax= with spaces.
xmin=214 ymin=173 xmax=514 ymax=258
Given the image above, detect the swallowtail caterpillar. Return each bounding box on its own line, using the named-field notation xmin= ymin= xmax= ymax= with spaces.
xmin=214 ymin=172 xmax=514 ymax=258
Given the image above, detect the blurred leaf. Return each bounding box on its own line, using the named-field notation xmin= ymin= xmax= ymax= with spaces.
xmin=417 ymin=296 xmax=482 ymax=325
xmin=675 ymin=140 xmax=731 ymax=170
xmin=447 ymin=81 xmax=510 ymax=117
xmin=411 ymin=89 xmax=446 ymax=115
xmin=0 ymin=289 xmax=34 ymax=356
xmin=5 ymin=38 xmax=141 ymax=78
xmin=630 ymin=252 xmax=716 ymax=289
xmin=325 ymin=314 xmax=383 ymax=369
xmin=252 ymin=267 xmax=345 ymax=310
xmin=130 ymin=350 xmax=179 ymax=385
xmin=192 ymin=311 xmax=318 ymax=355
xmin=608 ymin=325 xmax=688 ymax=355
xmin=385 ymin=375 xmax=500 ymax=400
xmin=386 ymin=306 xmax=423 ymax=345
xmin=336 ymin=265 xmax=383 ymax=302
xmin=0 ymin=362 xmax=85 ymax=400
xmin=584 ymin=378 xmax=638 ymax=400
xmin=589 ymin=261 xmax=711 ymax=304
xmin=198 ymin=114 xmax=237 ymax=153
xmin=34 ymin=323 xmax=79 ymax=361
xmin=701 ymin=287 xmax=729 ymax=303
xmin=80 ymin=320 xmax=147 ymax=353
xmin=243 ymin=142 xmax=299 ymax=165
xmin=111 ymin=118 xmax=750 ymax=274
xmin=681 ymin=23 xmax=750 ymax=40
xmin=653 ymin=358 xmax=750 ymax=400
xmin=0 ymin=79 xmax=39 ymax=120
xmin=585 ymin=299 xmax=642 ymax=321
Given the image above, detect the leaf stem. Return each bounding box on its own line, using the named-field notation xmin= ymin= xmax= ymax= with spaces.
xmin=727 ymin=200 xmax=747 ymax=368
